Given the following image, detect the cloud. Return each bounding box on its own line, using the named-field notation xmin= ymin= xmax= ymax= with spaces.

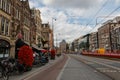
xmin=43 ymin=0 xmax=104 ymax=9
xmin=115 ymin=0 xmax=120 ymax=4
xmin=29 ymin=0 xmax=120 ymax=45
xmin=37 ymin=6 xmax=103 ymax=44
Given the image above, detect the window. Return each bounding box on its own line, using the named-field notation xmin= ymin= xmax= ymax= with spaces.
xmin=5 ymin=20 xmax=9 ymax=35
xmin=6 ymin=2 xmax=11 ymax=14
xmin=19 ymin=12 xmax=20 ymax=20
xmin=0 ymin=0 xmax=2 ymax=8
xmin=0 ymin=40 xmax=10 ymax=58
xmin=1 ymin=17 xmax=5 ymax=34
xmin=8 ymin=3 xmax=11 ymax=14
xmin=1 ymin=17 xmax=10 ymax=35
xmin=16 ymin=9 xmax=18 ymax=19
xmin=2 ymin=0 xmax=5 ymax=10
xmin=4 ymin=0 xmax=6 ymax=11
xmin=6 ymin=3 xmax=9 ymax=13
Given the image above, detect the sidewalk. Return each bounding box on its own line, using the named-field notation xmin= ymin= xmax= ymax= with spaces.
xmin=9 ymin=55 xmax=63 ymax=80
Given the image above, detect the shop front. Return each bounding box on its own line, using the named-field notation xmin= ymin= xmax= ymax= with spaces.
xmin=0 ymin=39 xmax=10 ymax=59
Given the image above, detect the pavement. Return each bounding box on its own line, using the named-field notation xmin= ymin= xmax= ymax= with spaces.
xmin=9 ymin=55 xmax=63 ymax=80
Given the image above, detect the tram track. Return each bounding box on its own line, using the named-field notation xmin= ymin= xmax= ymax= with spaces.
xmin=86 ymin=56 xmax=120 ymax=61
xmin=70 ymin=54 xmax=120 ymax=80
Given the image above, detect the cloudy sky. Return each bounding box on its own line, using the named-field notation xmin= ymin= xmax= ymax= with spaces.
xmin=29 ymin=0 xmax=120 ymax=45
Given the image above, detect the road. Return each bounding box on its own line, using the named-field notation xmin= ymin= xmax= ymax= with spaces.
xmin=67 ymin=54 xmax=120 ymax=80
xmin=8 ymin=54 xmax=120 ymax=80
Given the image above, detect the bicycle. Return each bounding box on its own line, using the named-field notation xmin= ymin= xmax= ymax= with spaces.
xmin=7 ymin=58 xmax=25 ymax=75
xmin=0 ymin=59 xmax=10 ymax=80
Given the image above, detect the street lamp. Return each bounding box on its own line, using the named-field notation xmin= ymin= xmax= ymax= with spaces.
xmin=56 ymin=33 xmax=61 ymax=47
xmin=52 ymin=18 xmax=56 ymax=48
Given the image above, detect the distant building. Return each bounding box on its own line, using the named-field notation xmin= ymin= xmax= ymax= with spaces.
xmin=89 ymin=32 xmax=98 ymax=50
xmin=41 ymin=23 xmax=51 ymax=49
xmin=60 ymin=40 xmax=67 ymax=53
xmin=111 ymin=16 xmax=120 ymax=51
xmin=73 ymin=39 xmax=79 ymax=51
xmin=98 ymin=20 xmax=117 ymax=50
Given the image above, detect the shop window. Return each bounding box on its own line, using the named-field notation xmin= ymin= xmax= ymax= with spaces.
xmin=0 ymin=40 xmax=10 ymax=58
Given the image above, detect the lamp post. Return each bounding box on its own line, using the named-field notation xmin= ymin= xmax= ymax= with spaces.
xmin=52 ymin=18 xmax=56 ymax=48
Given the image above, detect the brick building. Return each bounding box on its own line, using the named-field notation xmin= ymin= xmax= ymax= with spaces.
xmin=60 ymin=40 xmax=67 ymax=53
xmin=41 ymin=23 xmax=51 ymax=49
xmin=89 ymin=32 xmax=98 ymax=50
xmin=0 ymin=0 xmax=43 ymax=58
xmin=30 ymin=8 xmax=42 ymax=49
xmin=111 ymin=17 xmax=120 ymax=52
xmin=0 ymin=0 xmax=12 ymax=58
xmin=98 ymin=20 xmax=117 ymax=50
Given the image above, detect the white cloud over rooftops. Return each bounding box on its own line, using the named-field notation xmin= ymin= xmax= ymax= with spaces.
xmin=29 ymin=0 xmax=120 ymax=45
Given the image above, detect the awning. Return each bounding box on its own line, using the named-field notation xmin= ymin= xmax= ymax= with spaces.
xmin=32 ymin=44 xmax=42 ymax=53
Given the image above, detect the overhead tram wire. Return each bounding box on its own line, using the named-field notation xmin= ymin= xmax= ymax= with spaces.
xmin=85 ymin=0 xmax=109 ymax=27
xmin=75 ymin=0 xmax=109 ymax=37
xmin=87 ymin=5 xmax=120 ymax=33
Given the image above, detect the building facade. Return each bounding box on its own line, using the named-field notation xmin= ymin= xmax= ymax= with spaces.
xmin=0 ymin=0 xmax=12 ymax=58
xmin=111 ymin=17 xmax=120 ymax=52
xmin=60 ymin=40 xmax=67 ymax=53
xmin=98 ymin=20 xmax=117 ymax=50
xmin=31 ymin=8 xmax=42 ymax=49
xmin=89 ymin=32 xmax=98 ymax=50
xmin=41 ymin=23 xmax=51 ymax=49
xmin=0 ymin=0 xmax=43 ymax=58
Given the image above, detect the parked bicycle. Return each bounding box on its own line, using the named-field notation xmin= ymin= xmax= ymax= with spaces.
xmin=0 ymin=59 xmax=10 ymax=80
xmin=8 ymin=58 xmax=25 ymax=74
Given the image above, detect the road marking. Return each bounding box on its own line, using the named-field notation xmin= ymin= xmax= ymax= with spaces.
xmin=73 ymin=55 xmax=120 ymax=71
xmin=73 ymin=55 xmax=120 ymax=72
xmin=56 ymin=55 xmax=70 ymax=80
xmin=96 ymin=68 xmax=118 ymax=72
xmin=84 ymin=61 xmax=94 ymax=64
xmin=91 ymin=60 xmax=120 ymax=71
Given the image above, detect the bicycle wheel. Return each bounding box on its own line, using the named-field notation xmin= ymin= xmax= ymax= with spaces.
xmin=2 ymin=71 xmax=9 ymax=80
xmin=0 ymin=66 xmax=2 ymax=78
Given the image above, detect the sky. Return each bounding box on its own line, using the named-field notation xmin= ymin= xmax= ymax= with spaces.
xmin=29 ymin=0 xmax=120 ymax=46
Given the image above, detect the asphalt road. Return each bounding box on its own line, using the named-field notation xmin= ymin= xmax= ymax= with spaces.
xmin=70 ymin=54 xmax=120 ymax=80
xmin=8 ymin=54 xmax=120 ymax=80
xmin=58 ymin=54 xmax=113 ymax=80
